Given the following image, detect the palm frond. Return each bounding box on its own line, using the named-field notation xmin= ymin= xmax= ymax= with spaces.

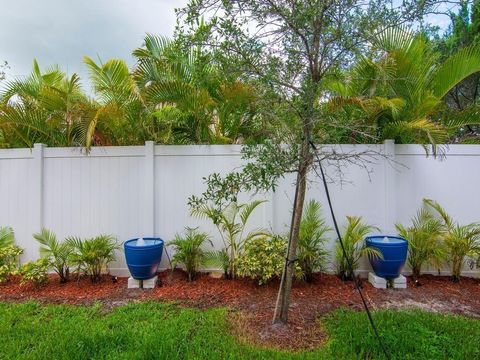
xmin=0 ymin=227 xmax=14 ymax=248
xmin=431 ymin=45 xmax=480 ymax=99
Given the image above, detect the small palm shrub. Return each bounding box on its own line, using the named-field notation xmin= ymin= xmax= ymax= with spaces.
xmin=424 ymin=199 xmax=480 ymax=282
xmin=19 ymin=258 xmax=50 ymax=286
xmin=395 ymin=207 xmax=445 ymax=281
xmin=335 ymin=216 xmax=380 ymax=281
xmin=191 ymin=200 xmax=268 ymax=279
xmin=34 ymin=228 xmax=73 ymax=283
xmin=67 ymin=235 xmax=118 ymax=283
xmin=0 ymin=245 xmax=23 ymax=283
xmin=298 ymin=200 xmax=331 ymax=282
xmin=205 ymin=249 xmax=230 ymax=277
xmin=169 ymin=228 xmax=212 ymax=281
xmin=237 ymin=235 xmax=301 ymax=285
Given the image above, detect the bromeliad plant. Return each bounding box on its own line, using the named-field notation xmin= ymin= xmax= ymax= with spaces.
xmin=67 ymin=235 xmax=118 ymax=283
xmin=298 ymin=200 xmax=331 ymax=282
xmin=34 ymin=228 xmax=73 ymax=283
xmin=335 ymin=216 xmax=381 ymax=281
xmin=395 ymin=206 xmax=445 ymax=282
xmin=424 ymin=199 xmax=480 ymax=282
xmin=191 ymin=200 xmax=268 ymax=279
xmin=168 ymin=228 xmax=213 ymax=281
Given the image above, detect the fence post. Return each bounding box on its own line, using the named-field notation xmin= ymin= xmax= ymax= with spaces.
xmin=33 ymin=143 xmax=45 ymax=233
xmin=383 ymin=139 xmax=396 ymax=233
xmin=144 ymin=141 xmax=155 ymax=237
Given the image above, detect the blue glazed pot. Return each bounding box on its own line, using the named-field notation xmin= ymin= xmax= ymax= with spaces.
xmin=124 ymin=238 xmax=164 ymax=280
xmin=365 ymin=236 xmax=408 ymax=279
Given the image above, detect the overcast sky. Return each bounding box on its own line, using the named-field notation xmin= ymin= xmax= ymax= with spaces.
xmin=1 ymin=0 xmax=453 ymax=93
xmin=0 ymin=0 xmax=187 ymax=90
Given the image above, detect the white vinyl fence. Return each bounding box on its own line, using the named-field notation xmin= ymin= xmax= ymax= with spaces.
xmin=1 ymin=141 xmax=479 ymax=277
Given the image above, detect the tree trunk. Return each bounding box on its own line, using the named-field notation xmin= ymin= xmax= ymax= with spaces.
xmin=273 ymin=136 xmax=311 ymax=324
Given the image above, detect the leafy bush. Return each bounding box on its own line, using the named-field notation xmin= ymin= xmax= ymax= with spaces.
xmin=0 ymin=226 xmax=15 ymax=248
xmin=67 ymin=235 xmax=118 ymax=283
xmin=237 ymin=235 xmax=300 ymax=285
xmin=191 ymin=200 xmax=268 ymax=279
xmin=0 ymin=245 xmax=23 ymax=283
xmin=396 ymin=205 xmax=445 ymax=281
xmin=34 ymin=228 xmax=73 ymax=283
xmin=168 ymin=228 xmax=212 ymax=281
xmin=424 ymin=199 xmax=480 ymax=282
xmin=335 ymin=216 xmax=380 ymax=281
xmin=19 ymin=258 xmax=50 ymax=286
xmin=298 ymin=200 xmax=330 ymax=282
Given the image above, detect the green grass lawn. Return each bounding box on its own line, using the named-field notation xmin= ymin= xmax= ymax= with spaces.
xmin=0 ymin=302 xmax=479 ymax=359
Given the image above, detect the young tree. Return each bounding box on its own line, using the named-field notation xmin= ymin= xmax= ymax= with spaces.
xmin=180 ymin=0 xmax=442 ymax=324
xmin=0 ymin=61 xmax=7 ymax=82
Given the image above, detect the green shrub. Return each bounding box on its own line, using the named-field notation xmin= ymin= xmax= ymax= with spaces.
xmin=0 ymin=245 xmax=23 ymax=283
xmin=67 ymin=235 xmax=118 ymax=283
xmin=298 ymin=200 xmax=330 ymax=282
xmin=237 ymin=235 xmax=301 ymax=285
xmin=335 ymin=216 xmax=380 ymax=281
xmin=20 ymin=258 xmax=50 ymax=286
xmin=34 ymin=228 xmax=73 ymax=283
xmin=169 ymin=228 xmax=212 ymax=281
xmin=396 ymin=204 xmax=445 ymax=281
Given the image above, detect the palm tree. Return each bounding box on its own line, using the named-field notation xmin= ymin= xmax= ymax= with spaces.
xmin=335 ymin=216 xmax=381 ymax=281
xmin=395 ymin=207 xmax=445 ymax=282
xmin=132 ymin=34 xmax=261 ymax=144
xmin=191 ymin=200 xmax=269 ymax=279
xmin=424 ymin=199 xmax=480 ymax=282
xmin=168 ymin=228 xmax=212 ymax=281
xmin=0 ymin=60 xmax=96 ymax=148
xmin=33 ymin=228 xmax=73 ymax=283
xmin=83 ymin=57 xmax=154 ymax=147
xmin=327 ymin=28 xmax=480 ymax=151
xmin=298 ymin=200 xmax=331 ymax=282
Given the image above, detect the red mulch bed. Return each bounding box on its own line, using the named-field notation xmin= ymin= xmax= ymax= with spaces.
xmin=1 ymin=271 xmax=479 ymax=350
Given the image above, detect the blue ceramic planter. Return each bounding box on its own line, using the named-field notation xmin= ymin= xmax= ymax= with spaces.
xmin=124 ymin=238 xmax=164 ymax=280
xmin=365 ymin=236 xmax=408 ymax=279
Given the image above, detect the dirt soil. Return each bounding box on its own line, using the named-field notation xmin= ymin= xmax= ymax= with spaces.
xmin=1 ymin=271 xmax=479 ymax=350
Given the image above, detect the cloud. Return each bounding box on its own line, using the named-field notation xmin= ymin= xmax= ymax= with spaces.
xmin=0 ymin=0 xmax=186 ymax=91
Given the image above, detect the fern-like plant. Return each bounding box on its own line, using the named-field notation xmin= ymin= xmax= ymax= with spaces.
xmin=298 ymin=200 xmax=331 ymax=282
xmin=67 ymin=235 xmax=118 ymax=283
xmin=168 ymin=228 xmax=212 ymax=281
xmin=34 ymin=228 xmax=73 ymax=283
xmin=335 ymin=216 xmax=381 ymax=281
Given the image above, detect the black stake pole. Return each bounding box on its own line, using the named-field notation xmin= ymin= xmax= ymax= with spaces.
xmin=309 ymin=140 xmax=390 ymax=360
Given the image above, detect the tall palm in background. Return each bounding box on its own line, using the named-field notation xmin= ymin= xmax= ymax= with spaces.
xmin=83 ymin=57 xmax=157 ymax=147
xmin=132 ymin=34 xmax=261 ymax=144
xmin=0 ymin=60 xmax=96 ymax=148
xmin=328 ymin=28 xmax=480 ymax=150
